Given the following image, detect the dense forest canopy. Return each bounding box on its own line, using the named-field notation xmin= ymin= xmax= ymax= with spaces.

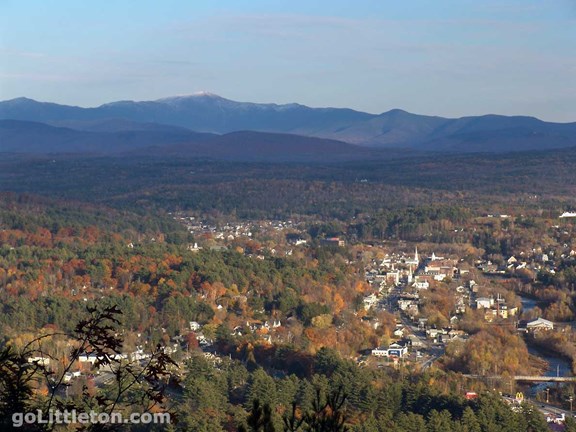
xmin=1 ymin=150 xmax=575 ymax=219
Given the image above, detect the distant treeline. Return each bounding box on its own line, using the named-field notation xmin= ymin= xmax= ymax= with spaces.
xmin=1 ymin=151 xmax=576 ymax=220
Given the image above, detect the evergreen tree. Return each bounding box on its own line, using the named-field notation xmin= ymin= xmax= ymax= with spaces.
xmin=350 ymin=415 xmax=379 ymax=432
xmin=394 ymin=412 xmax=427 ymax=432
xmin=475 ymin=394 xmax=522 ymax=432
xmin=518 ymin=403 xmax=549 ymax=432
xmin=240 ymin=399 xmax=276 ymax=432
xmin=459 ymin=407 xmax=481 ymax=432
xmin=426 ymin=409 xmax=453 ymax=432
xmin=295 ymin=379 xmax=317 ymax=413
xmin=277 ymin=375 xmax=301 ymax=408
xmin=305 ymin=386 xmax=349 ymax=432
xmin=246 ymin=368 xmax=277 ymax=409
xmin=564 ymin=416 xmax=576 ymax=432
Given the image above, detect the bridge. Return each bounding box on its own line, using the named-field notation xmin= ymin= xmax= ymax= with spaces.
xmin=464 ymin=374 xmax=576 ymax=383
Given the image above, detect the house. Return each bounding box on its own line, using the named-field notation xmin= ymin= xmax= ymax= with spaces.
xmin=426 ymin=328 xmax=441 ymax=340
xmin=385 ymin=270 xmax=400 ymax=286
xmin=197 ymin=334 xmax=213 ymax=347
xmin=475 ymin=297 xmax=493 ymax=309
xmin=483 ymin=303 xmax=518 ymax=320
xmin=371 ymin=347 xmax=388 ymax=357
xmin=406 ymin=334 xmax=426 ymax=349
xmin=78 ymin=354 xmax=98 ymax=365
xmin=424 ymin=259 xmax=456 ymax=279
xmin=458 ymin=267 xmax=470 ymax=276
xmin=455 ymin=297 xmax=467 ymax=314
xmin=478 ymin=262 xmax=499 ymax=273
xmin=526 ymin=317 xmax=554 ymax=332
xmin=27 ymin=356 xmax=50 ymax=366
xmin=398 ymin=299 xmax=416 ymax=312
xmin=363 ymin=293 xmax=378 ymax=310
xmin=497 ymin=305 xmax=518 ymax=319
xmin=413 ymin=276 xmax=430 ymax=290
xmin=286 ymin=233 xmax=307 ymax=245
xmin=321 ymin=237 xmax=345 ymax=247
xmin=130 ymin=349 xmax=151 ymax=361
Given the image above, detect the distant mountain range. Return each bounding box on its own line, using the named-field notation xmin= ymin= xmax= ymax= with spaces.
xmin=1 ymin=93 xmax=576 ymax=157
xmin=0 ymin=119 xmax=389 ymax=162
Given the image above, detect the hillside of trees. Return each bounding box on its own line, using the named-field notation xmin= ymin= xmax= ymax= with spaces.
xmin=2 ymin=146 xmax=576 ymax=430
xmin=1 ymin=149 xmax=576 ymax=219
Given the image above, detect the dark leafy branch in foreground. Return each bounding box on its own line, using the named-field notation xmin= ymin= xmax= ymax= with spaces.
xmin=0 ymin=305 xmax=177 ymax=432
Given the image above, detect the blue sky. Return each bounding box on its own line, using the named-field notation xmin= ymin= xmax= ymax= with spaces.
xmin=1 ymin=0 xmax=575 ymax=121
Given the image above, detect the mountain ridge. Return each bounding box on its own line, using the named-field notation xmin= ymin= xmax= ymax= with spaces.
xmin=1 ymin=94 xmax=575 ymax=153
xmin=0 ymin=119 xmax=389 ymax=162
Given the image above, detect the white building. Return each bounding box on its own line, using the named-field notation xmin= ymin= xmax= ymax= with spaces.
xmin=475 ymin=297 xmax=494 ymax=309
xmin=371 ymin=342 xmax=409 ymax=358
xmin=526 ymin=317 xmax=554 ymax=332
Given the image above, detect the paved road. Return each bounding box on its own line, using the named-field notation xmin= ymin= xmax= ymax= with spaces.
xmin=503 ymin=395 xmax=573 ymax=425
xmin=373 ymin=281 xmax=446 ymax=370
xmin=396 ymin=308 xmax=445 ymax=369
xmin=534 ymin=399 xmax=572 ymax=418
